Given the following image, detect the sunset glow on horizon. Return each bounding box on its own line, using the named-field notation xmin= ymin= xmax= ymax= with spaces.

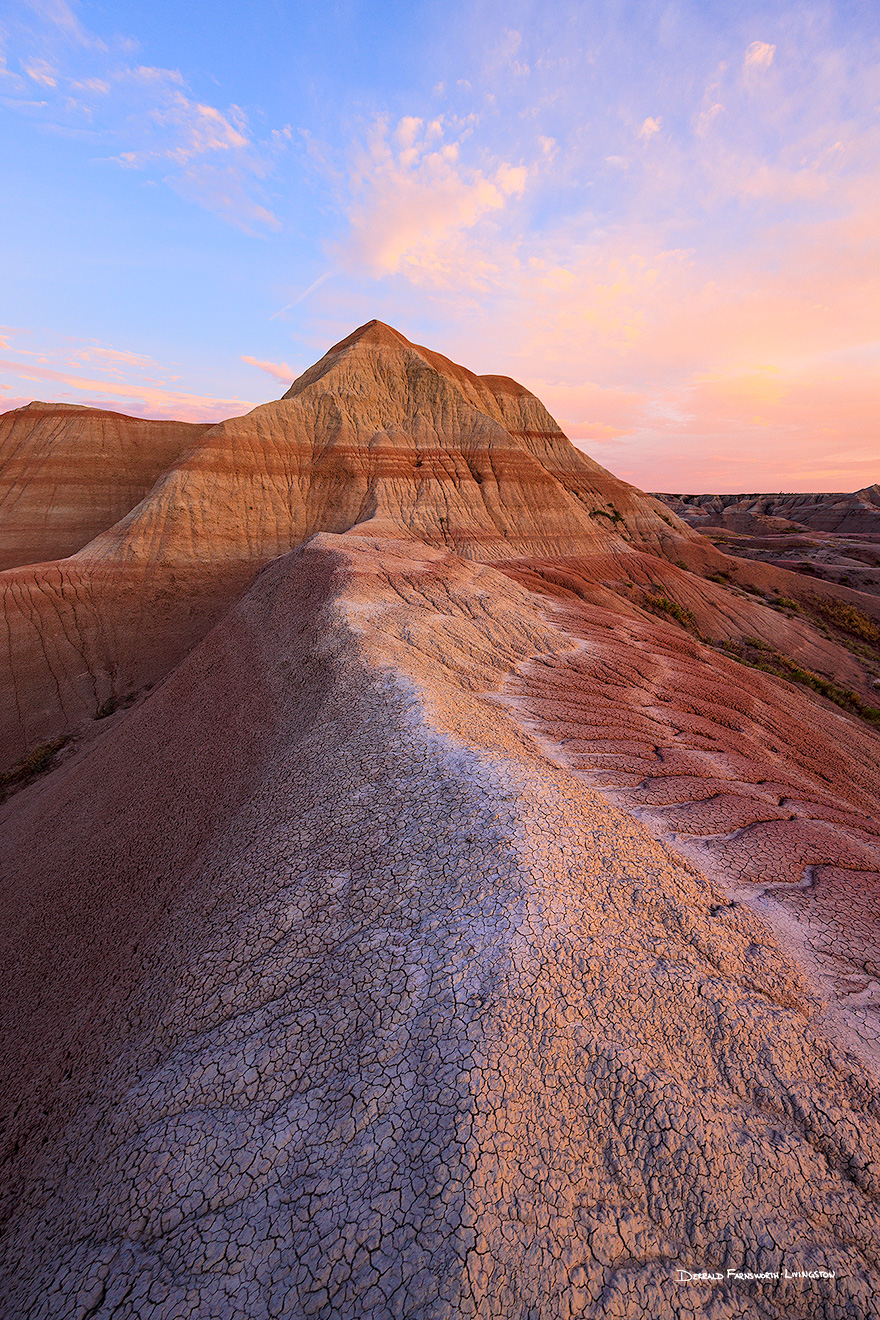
xmin=1 ymin=0 xmax=877 ymax=491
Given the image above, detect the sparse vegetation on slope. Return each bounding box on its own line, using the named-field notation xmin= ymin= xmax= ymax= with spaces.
xmin=811 ymin=597 xmax=879 ymax=643
xmin=588 ymin=502 xmax=624 ymax=526
xmin=643 ymin=591 xmax=700 ymax=633
xmin=0 ymin=736 xmax=68 ymax=801
xmin=721 ymin=637 xmax=880 ymax=730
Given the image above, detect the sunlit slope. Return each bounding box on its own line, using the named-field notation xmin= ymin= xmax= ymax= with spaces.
xmin=0 ymin=321 xmax=696 ymax=766
xmin=80 ymin=319 xmax=684 ymax=566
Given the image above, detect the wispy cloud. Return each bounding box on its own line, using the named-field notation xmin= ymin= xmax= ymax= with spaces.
xmin=744 ymin=41 xmax=776 ymax=70
xmin=241 ymin=355 xmax=295 ymax=383
xmin=23 ymin=56 xmax=57 ymax=86
xmin=2 ymin=12 xmax=289 ymax=232
xmin=69 ymin=344 xmax=156 ymax=369
xmin=24 ymin=0 xmax=92 ymax=45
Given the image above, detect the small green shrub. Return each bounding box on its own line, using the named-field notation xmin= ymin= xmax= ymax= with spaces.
xmin=721 ymin=639 xmax=880 ymax=730
xmin=644 ymin=592 xmax=699 ymax=632
xmin=0 ymin=735 xmax=68 ymax=798
xmin=812 ymin=598 xmax=879 ymax=643
xmin=589 ymin=503 xmax=624 ymax=526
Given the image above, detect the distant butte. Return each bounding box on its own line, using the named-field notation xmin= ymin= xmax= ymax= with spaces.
xmin=1 ymin=322 xmax=879 ymax=1319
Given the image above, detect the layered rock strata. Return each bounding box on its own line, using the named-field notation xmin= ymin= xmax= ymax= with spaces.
xmin=0 ymin=403 xmax=210 ymax=570
xmin=656 ymin=488 xmax=880 ymax=536
xmin=2 ymin=323 xmax=877 ymax=770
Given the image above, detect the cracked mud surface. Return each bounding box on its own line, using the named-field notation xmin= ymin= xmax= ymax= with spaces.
xmin=2 ymin=536 xmax=880 ymax=1319
xmin=499 ymin=582 xmax=880 ymax=1074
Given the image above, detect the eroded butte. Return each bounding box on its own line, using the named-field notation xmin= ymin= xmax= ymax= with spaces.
xmin=1 ymin=322 xmax=879 ymax=1319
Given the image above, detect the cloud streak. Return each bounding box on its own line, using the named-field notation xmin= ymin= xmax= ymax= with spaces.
xmin=241 ymin=356 xmax=295 ymax=383
xmin=270 ymin=271 xmax=335 ymax=319
xmin=0 ymin=355 xmax=254 ymax=421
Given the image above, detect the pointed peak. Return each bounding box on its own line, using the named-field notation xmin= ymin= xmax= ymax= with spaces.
xmin=327 ymin=320 xmax=407 ymax=353
xmin=281 ymin=319 xmax=545 ymax=434
xmin=282 ymin=321 xmax=418 ymax=399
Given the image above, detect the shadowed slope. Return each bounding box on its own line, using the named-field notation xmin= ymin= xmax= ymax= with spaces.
xmin=1 ymin=533 xmax=879 ymax=1319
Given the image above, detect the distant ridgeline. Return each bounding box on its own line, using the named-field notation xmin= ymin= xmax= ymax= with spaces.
xmin=655 ymin=487 xmax=880 ymax=534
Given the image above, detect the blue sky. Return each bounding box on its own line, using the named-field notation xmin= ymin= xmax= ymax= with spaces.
xmin=1 ymin=0 xmax=878 ymax=489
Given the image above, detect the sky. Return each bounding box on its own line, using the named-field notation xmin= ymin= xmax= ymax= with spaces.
xmin=0 ymin=0 xmax=877 ymax=491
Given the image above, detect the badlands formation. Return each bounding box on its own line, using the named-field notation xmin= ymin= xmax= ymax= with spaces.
xmin=1 ymin=321 xmax=880 ymax=1319
xmin=656 ymin=490 xmax=880 ymax=600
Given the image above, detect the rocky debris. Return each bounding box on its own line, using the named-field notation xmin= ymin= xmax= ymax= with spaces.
xmin=1 ymin=535 xmax=879 ymax=1319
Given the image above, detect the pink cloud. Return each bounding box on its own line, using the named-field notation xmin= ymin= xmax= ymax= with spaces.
xmin=359 ymin=166 xmax=878 ymax=491
xmin=0 ymin=358 xmax=254 ymax=422
xmin=337 ymin=115 xmax=528 ymax=284
xmin=0 ymin=395 xmax=31 ymax=413
xmin=241 ymin=355 xmax=295 ymax=382
xmin=71 ymin=344 xmax=156 ymax=368
xmin=744 ymin=41 xmax=776 ymax=70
